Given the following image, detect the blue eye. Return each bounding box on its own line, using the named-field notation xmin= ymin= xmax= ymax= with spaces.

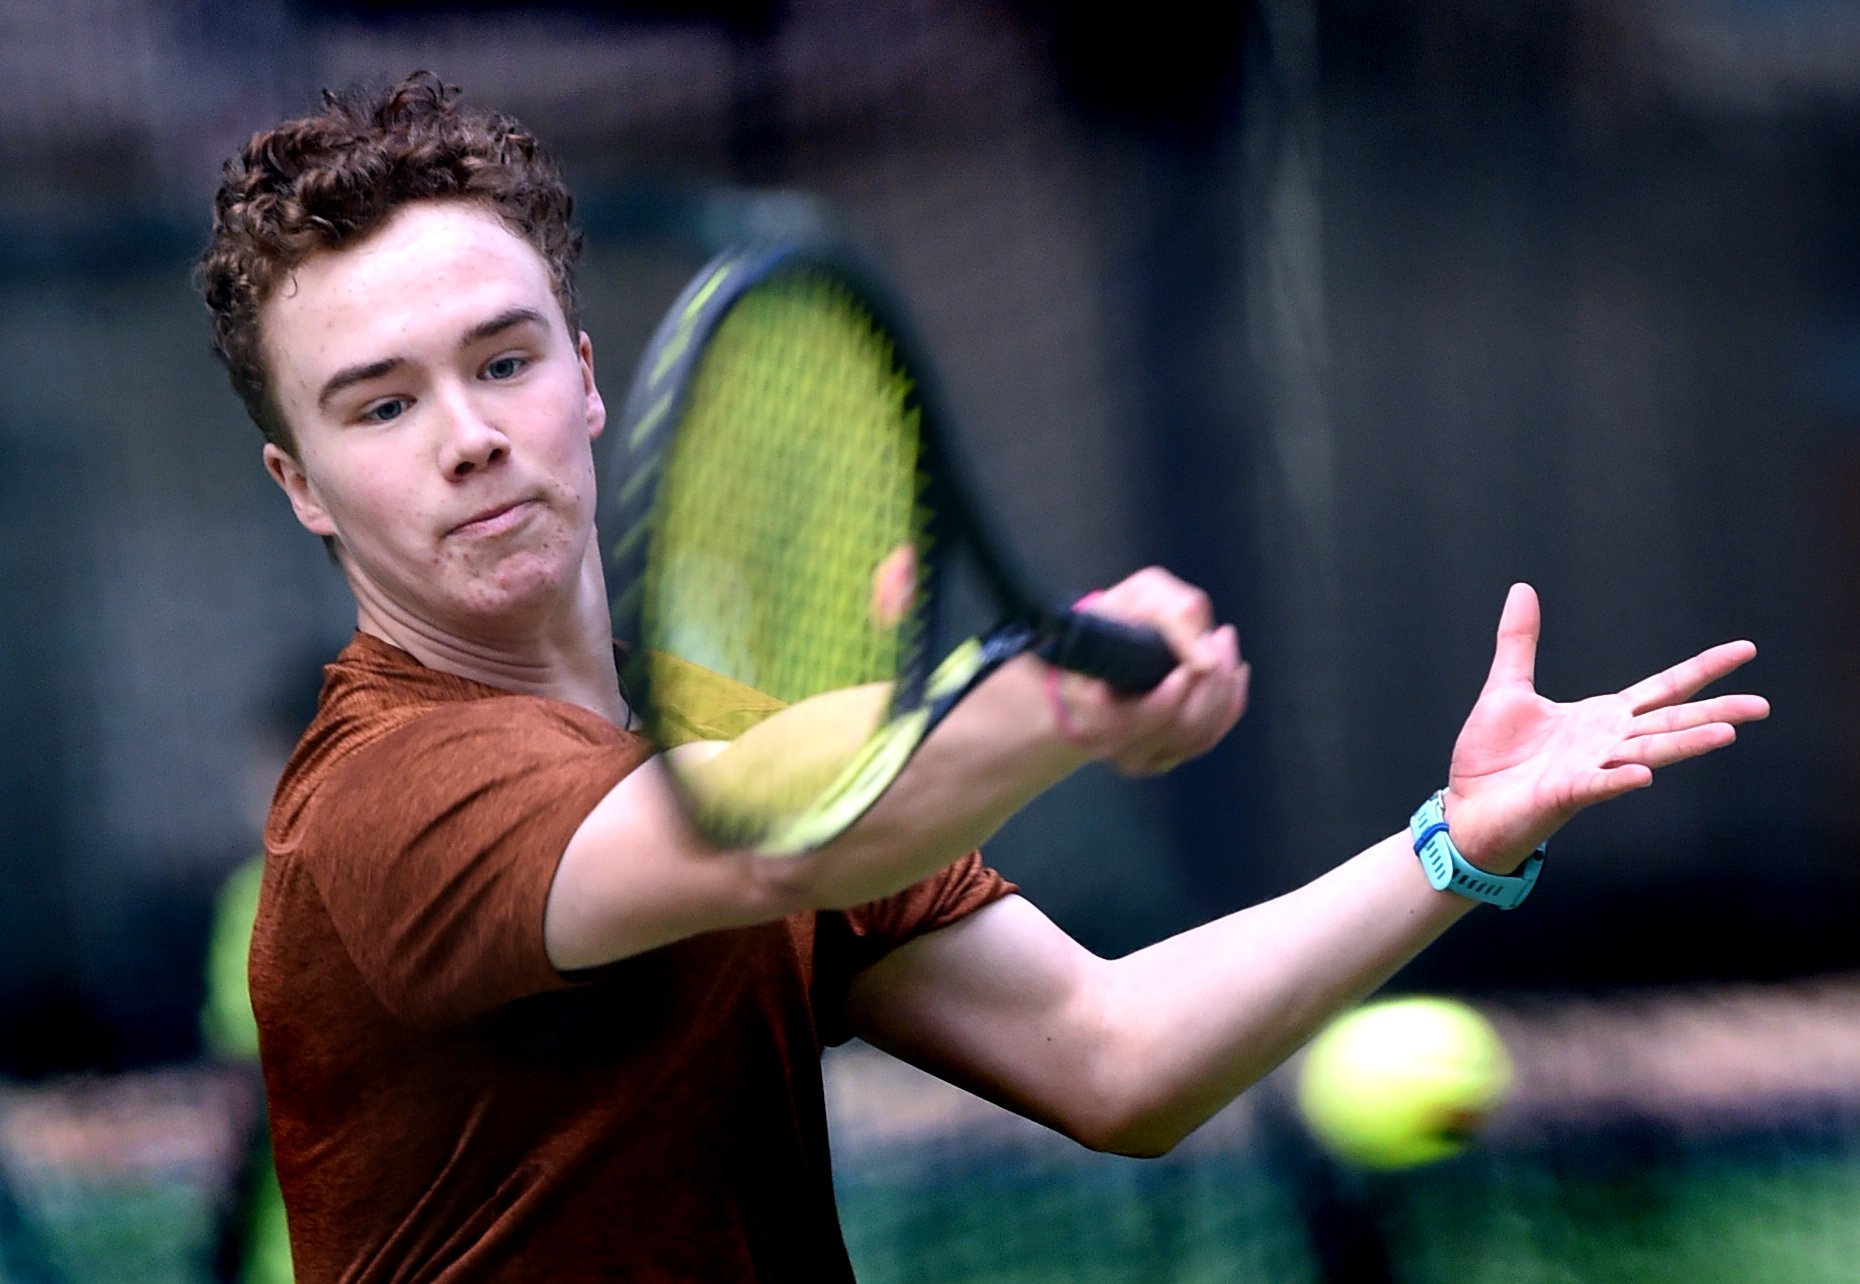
xmin=362 ymin=399 xmax=407 ymax=424
xmin=485 ymin=355 xmax=526 ymax=381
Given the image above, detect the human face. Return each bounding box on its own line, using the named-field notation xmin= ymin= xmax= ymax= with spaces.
xmin=259 ymin=201 xmax=607 ymax=645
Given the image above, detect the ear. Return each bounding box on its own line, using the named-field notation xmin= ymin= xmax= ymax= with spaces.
xmin=578 ymin=331 xmax=607 ymax=441
xmin=263 ymin=442 xmax=338 ymax=538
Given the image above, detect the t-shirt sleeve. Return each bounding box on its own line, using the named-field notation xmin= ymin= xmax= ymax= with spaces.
xmin=299 ymin=698 xmax=645 ymax=1028
xmin=812 ymin=851 xmax=1018 ymax=1047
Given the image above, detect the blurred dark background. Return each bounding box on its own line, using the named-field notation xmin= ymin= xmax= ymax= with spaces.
xmin=0 ymin=0 xmax=1854 ymax=1077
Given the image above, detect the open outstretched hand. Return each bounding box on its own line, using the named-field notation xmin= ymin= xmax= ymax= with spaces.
xmin=1442 ymin=583 xmax=1769 ymax=871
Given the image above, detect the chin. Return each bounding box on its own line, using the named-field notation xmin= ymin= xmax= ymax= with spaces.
xmin=456 ymin=554 xmax=585 ymax=624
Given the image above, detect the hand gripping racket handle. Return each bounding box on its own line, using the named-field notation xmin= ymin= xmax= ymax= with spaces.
xmin=1040 ymin=610 xmax=1180 ymax=694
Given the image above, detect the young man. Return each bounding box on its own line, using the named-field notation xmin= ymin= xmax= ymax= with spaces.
xmin=200 ymin=73 xmax=1767 ymax=1281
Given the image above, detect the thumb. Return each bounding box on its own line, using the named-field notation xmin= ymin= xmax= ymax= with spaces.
xmin=1483 ymin=582 xmax=1541 ymax=692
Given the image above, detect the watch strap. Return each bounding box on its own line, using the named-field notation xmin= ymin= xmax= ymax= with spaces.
xmin=1409 ymin=790 xmax=1545 ymax=910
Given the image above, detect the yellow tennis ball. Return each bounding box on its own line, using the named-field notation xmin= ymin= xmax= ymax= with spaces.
xmin=1295 ymin=996 xmax=1512 ymax=1169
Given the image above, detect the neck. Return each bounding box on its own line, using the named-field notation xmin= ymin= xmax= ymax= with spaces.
xmin=350 ymin=545 xmax=631 ymax=726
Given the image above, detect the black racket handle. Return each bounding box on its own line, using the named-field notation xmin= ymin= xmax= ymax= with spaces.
xmin=1042 ymin=610 xmax=1180 ymax=694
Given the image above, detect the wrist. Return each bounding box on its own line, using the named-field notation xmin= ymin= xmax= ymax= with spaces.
xmin=1045 ymin=590 xmax=1109 ymax=754
xmin=1413 ymin=790 xmax=1546 ymax=911
xmin=1044 ymin=664 xmax=1099 ymax=758
xmin=1045 ymin=665 xmax=1083 ymax=743
xmin=1439 ymin=787 xmax=1531 ymax=875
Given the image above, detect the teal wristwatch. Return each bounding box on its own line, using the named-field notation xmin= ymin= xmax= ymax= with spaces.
xmin=1409 ymin=790 xmax=1545 ymax=910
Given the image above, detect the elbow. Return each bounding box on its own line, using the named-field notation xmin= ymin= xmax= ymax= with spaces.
xmin=736 ymin=848 xmax=833 ymax=918
xmin=1046 ymin=977 xmax=1194 ymax=1158
xmin=691 ymin=841 xmax=915 ymax=930
xmin=731 ymin=843 xmax=900 ymax=918
xmin=740 ymin=830 xmax=961 ymax=914
xmin=1072 ymin=1111 xmax=1188 ymax=1160
xmin=1104 ymin=1132 xmax=1184 ymax=1161
xmin=1053 ymin=1063 xmax=1192 ymax=1159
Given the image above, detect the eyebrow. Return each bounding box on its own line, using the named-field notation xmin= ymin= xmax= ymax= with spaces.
xmin=314 ymin=307 xmax=552 ymax=412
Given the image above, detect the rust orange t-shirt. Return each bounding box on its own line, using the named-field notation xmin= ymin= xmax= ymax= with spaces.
xmin=254 ymin=633 xmax=1014 ymax=1283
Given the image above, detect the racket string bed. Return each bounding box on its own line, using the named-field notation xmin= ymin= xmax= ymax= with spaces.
xmin=648 ymin=278 xmax=926 ymax=708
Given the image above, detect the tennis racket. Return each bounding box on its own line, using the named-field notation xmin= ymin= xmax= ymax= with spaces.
xmin=604 ymin=238 xmax=1177 ymax=856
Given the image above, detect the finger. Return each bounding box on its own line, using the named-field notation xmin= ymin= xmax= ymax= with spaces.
xmin=1227 ymin=659 xmax=1253 ymax=727
xmin=1605 ymin=722 xmax=1739 ymax=771
xmin=1189 ymin=624 xmax=1240 ymax=676
xmin=1093 ymin=566 xmax=1200 ymax=617
xmin=1151 ymin=596 xmax=1219 ymax=672
xmin=1571 ymin=762 xmax=1655 ymax=805
xmin=1619 ymin=640 xmax=1758 ymax=713
xmin=1092 ymin=568 xmax=1217 ymax=669
xmin=1110 ymin=663 xmax=1211 ymax=767
xmin=1628 ymin=693 xmax=1771 ymax=738
xmin=1482 ymin=582 xmax=1540 ymax=692
xmin=1070 ymin=648 xmax=1191 ymax=718
xmin=1124 ymin=658 xmax=1192 ymax=724
xmin=1101 ymin=633 xmax=1245 ymax=769
xmin=1116 ymin=753 xmax=1178 ymax=779
xmin=869 ymin=543 xmax=916 ymax=629
xmin=1173 ymin=649 xmax=1247 ymax=750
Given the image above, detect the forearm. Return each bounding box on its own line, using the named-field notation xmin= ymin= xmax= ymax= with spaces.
xmin=1091 ymin=585 xmax=1769 ymax=1150
xmin=551 ymin=653 xmax=1087 ymax=969
xmin=555 ymin=566 xmax=1247 ymax=970
xmin=845 ymin=585 xmax=1764 ymax=1157
xmin=783 ymin=654 xmax=1086 ymax=906
xmin=1092 ymin=831 xmax=1475 ymax=1155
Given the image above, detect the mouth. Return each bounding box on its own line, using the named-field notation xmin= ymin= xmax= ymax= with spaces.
xmin=448 ymin=498 xmax=536 ymax=538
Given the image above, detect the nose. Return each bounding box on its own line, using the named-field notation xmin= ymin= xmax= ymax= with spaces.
xmin=436 ymin=391 xmax=510 ymax=480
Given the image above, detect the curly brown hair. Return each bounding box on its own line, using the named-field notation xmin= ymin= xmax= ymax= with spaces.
xmin=199 ymin=71 xmax=584 ymax=453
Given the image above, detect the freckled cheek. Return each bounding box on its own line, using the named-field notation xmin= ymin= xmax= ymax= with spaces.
xmin=329 ymin=470 xmax=432 ymax=548
xmin=537 ymin=433 xmax=599 ymax=510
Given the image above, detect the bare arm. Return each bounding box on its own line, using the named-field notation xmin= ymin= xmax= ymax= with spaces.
xmin=846 ymin=839 xmax=1467 ymax=1157
xmin=545 ymin=568 xmax=1249 ymax=971
xmin=848 ymin=584 xmax=1770 ymax=1156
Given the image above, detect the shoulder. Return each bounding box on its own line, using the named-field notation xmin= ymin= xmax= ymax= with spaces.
xmin=267 ymin=633 xmax=646 ymax=853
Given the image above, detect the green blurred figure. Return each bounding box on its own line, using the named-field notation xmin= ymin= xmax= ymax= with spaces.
xmin=203 ymin=851 xmax=293 ymax=1284
xmin=203 ymin=653 xmax=326 ymax=1284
